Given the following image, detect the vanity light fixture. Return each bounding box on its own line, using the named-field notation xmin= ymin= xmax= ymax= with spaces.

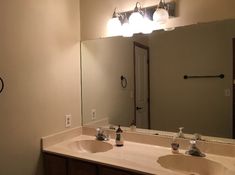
xmin=107 ymin=8 xmax=122 ymax=36
xmin=129 ymin=2 xmax=144 ymax=34
xmin=153 ymin=0 xmax=169 ymax=25
xmin=142 ymin=9 xmax=154 ymax=34
xmin=107 ymin=1 xmax=176 ymax=37
xmin=122 ymin=14 xmax=133 ymax=37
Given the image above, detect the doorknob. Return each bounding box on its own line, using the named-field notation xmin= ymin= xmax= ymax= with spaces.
xmin=136 ymin=107 xmax=143 ymax=110
xmin=0 ymin=77 xmax=4 ymax=94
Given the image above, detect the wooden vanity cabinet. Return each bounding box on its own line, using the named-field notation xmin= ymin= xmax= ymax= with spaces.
xmin=98 ymin=166 xmax=133 ymax=175
xmin=44 ymin=154 xmax=67 ymax=175
xmin=44 ymin=153 xmax=146 ymax=175
xmin=68 ymin=159 xmax=97 ymax=175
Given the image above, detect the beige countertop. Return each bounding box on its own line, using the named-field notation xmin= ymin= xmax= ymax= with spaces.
xmin=43 ymin=133 xmax=235 ymax=175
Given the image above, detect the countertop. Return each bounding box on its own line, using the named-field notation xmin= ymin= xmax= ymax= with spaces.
xmin=43 ymin=134 xmax=235 ymax=175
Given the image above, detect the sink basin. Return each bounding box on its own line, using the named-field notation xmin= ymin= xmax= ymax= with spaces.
xmin=69 ymin=140 xmax=113 ymax=153
xmin=157 ymin=154 xmax=229 ymax=175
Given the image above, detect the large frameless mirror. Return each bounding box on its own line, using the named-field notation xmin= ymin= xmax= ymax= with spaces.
xmin=81 ymin=19 xmax=235 ymax=140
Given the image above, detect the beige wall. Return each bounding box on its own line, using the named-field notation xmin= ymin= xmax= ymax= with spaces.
xmin=149 ymin=20 xmax=235 ymax=138
xmin=0 ymin=0 xmax=81 ymax=175
xmin=80 ymin=0 xmax=235 ymax=40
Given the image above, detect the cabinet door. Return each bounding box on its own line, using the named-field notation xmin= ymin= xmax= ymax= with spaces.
xmin=44 ymin=154 xmax=67 ymax=175
xmin=99 ymin=166 xmax=132 ymax=175
xmin=68 ymin=159 xmax=97 ymax=175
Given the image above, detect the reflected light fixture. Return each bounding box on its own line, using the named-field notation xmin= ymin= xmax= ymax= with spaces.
xmin=107 ymin=8 xmax=122 ymax=36
xmin=142 ymin=10 xmax=154 ymax=34
xmin=153 ymin=0 xmax=169 ymax=25
xmin=129 ymin=2 xmax=144 ymax=34
xmin=122 ymin=14 xmax=133 ymax=37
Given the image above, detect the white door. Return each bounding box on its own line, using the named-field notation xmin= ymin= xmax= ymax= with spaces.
xmin=134 ymin=45 xmax=149 ymax=129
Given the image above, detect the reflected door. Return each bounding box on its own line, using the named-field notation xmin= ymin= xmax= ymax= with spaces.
xmin=134 ymin=43 xmax=150 ymax=129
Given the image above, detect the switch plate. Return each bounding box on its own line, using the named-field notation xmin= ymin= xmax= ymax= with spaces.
xmin=65 ymin=114 xmax=72 ymax=128
xmin=91 ymin=109 xmax=96 ymax=121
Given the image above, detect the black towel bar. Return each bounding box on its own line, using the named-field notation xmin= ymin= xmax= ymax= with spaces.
xmin=184 ymin=74 xmax=225 ymax=79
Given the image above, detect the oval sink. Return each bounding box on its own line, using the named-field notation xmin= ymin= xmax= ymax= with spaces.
xmin=69 ymin=140 xmax=113 ymax=153
xmin=157 ymin=154 xmax=229 ymax=175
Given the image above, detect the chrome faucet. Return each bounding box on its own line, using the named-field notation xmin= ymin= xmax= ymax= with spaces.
xmin=185 ymin=140 xmax=206 ymax=157
xmin=95 ymin=128 xmax=109 ymax=141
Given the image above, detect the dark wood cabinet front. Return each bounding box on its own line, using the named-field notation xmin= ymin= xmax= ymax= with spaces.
xmin=68 ymin=159 xmax=97 ymax=175
xmin=98 ymin=166 xmax=132 ymax=175
xmin=44 ymin=153 xmax=147 ymax=175
xmin=44 ymin=154 xmax=67 ymax=175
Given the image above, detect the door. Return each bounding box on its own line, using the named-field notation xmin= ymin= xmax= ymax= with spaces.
xmin=134 ymin=42 xmax=150 ymax=129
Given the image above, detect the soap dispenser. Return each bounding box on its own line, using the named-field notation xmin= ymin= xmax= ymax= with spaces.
xmin=115 ymin=125 xmax=124 ymax=146
xmin=130 ymin=120 xmax=136 ymax=132
xmin=171 ymin=136 xmax=180 ymax=154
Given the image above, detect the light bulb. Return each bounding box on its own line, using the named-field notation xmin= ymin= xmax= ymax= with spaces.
xmin=129 ymin=12 xmax=144 ymax=34
xmin=153 ymin=8 xmax=169 ymax=25
xmin=122 ymin=22 xmax=133 ymax=37
xmin=107 ymin=17 xmax=122 ymax=36
xmin=142 ymin=16 xmax=154 ymax=34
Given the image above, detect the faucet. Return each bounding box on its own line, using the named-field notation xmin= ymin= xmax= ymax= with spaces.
xmin=185 ymin=140 xmax=206 ymax=157
xmin=95 ymin=128 xmax=109 ymax=141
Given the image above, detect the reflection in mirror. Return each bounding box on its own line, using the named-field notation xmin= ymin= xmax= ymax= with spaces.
xmin=81 ymin=19 xmax=235 ymax=139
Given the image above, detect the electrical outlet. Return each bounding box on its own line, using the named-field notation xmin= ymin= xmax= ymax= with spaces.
xmin=91 ymin=109 xmax=96 ymax=121
xmin=65 ymin=114 xmax=72 ymax=128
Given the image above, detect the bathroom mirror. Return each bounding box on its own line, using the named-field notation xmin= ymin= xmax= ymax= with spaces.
xmin=81 ymin=19 xmax=235 ymax=140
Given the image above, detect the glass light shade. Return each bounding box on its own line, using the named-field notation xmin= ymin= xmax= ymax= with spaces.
xmin=122 ymin=22 xmax=133 ymax=37
xmin=153 ymin=8 xmax=169 ymax=25
xmin=107 ymin=17 xmax=122 ymax=36
xmin=129 ymin=12 xmax=144 ymax=34
xmin=142 ymin=17 xmax=154 ymax=34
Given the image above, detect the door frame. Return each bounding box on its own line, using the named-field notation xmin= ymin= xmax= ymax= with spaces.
xmin=233 ymin=38 xmax=235 ymax=139
xmin=133 ymin=42 xmax=150 ymax=129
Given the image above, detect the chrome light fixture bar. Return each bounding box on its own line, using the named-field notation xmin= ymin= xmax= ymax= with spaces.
xmin=107 ymin=1 xmax=176 ymax=37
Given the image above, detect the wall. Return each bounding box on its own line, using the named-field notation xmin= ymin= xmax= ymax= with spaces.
xmin=0 ymin=0 xmax=81 ymax=175
xmin=149 ymin=20 xmax=235 ymax=138
xmin=80 ymin=0 xmax=235 ymax=41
